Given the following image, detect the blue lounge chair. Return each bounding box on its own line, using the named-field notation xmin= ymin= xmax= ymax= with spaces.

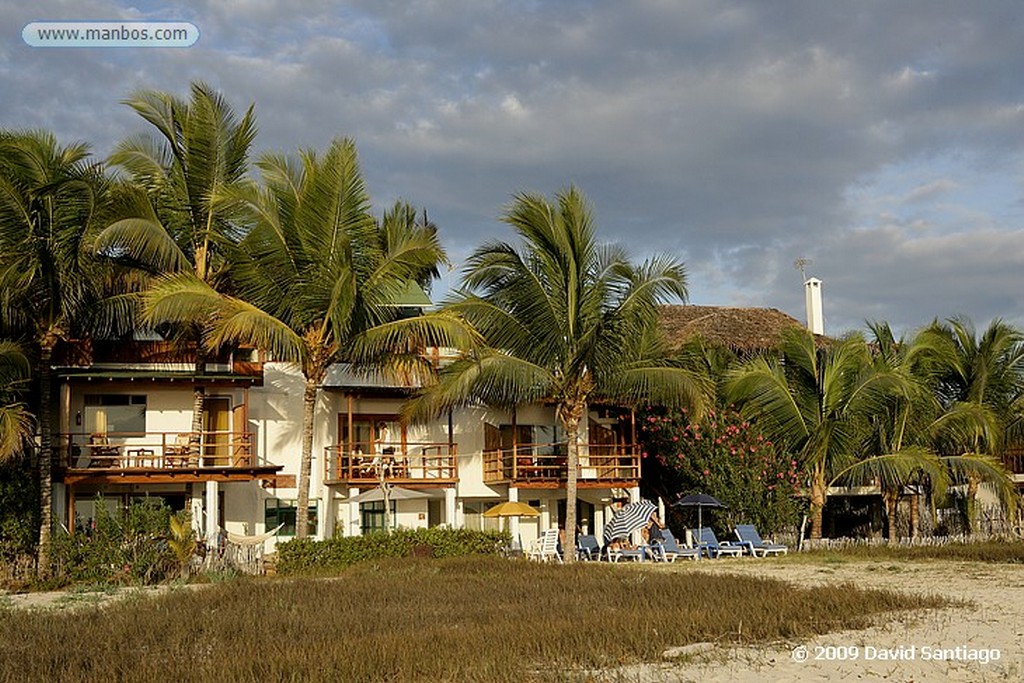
xmin=691 ymin=527 xmax=743 ymax=558
xmin=576 ymin=534 xmax=602 ymax=561
xmin=734 ymin=524 xmax=788 ymax=556
xmin=649 ymin=529 xmax=699 ymax=562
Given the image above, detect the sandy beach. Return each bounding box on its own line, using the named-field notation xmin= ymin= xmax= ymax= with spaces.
xmin=617 ymin=559 xmax=1024 ymax=682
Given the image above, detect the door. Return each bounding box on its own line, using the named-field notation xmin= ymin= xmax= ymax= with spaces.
xmin=203 ymin=397 xmax=231 ymax=466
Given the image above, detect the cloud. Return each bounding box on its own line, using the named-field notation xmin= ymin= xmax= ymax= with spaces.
xmin=3 ymin=0 xmax=1024 ymax=333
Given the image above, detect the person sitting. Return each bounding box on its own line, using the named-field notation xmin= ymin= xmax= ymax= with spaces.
xmin=641 ymin=513 xmax=665 ymax=544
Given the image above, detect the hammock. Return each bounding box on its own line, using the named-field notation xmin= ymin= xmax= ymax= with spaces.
xmin=225 ymin=524 xmax=284 ymax=546
xmin=217 ymin=524 xmax=284 ymax=575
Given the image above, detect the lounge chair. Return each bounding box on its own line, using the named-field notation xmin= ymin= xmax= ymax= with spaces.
xmin=606 ymin=544 xmax=646 ymax=562
xmin=649 ymin=529 xmax=699 ymax=562
xmin=734 ymin=524 xmax=788 ymax=556
xmin=691 ymin=527 xmax=743 ymax=559
xmin=527 ymin=528 xmax=563 ymax=563
xmin=576 ymin=534 xmax=602 ymax=561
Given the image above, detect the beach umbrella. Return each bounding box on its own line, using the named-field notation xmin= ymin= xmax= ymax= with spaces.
xmin=483 ymin=501 xmax=540 ymax=518
xmin=483 ymin=501 xmax=540 ymax=550
xmin=603 ymin=499 xmax=658 ymax=544
xmin=349 ymin=486 xmax=434 ymax=503
xmin=672 ymin=493 xmax=727 ymax=560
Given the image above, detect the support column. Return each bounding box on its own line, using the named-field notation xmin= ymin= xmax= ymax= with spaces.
xmin=508 ymin=487 xmax=520 ymax=545
xmin=205 ymin=480 xmax=220 ymax=543
xmin=67 ymin=486 xmax=76 ymax=534
xmin=320 ymin=487 xmax=334 ymax=538
xmin=53 ymin=482 xmax=66 ymax=533
xmin=594 ymin=504 xmax=606 ymax=543
xmin=444 ymin=488 xmax=457 ymax=528
xmin=348 ymin=486 xmax=360 ymax=537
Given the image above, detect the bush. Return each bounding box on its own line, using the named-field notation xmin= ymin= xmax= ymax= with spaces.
xmin=0 ymin=458 xmax=38 ymax=561
xmin=640 ymin=405 xmax=800 ymax=535
xmin=50 ymin=496 xmax=177 ymax=585
xmin=276 ymin=527 xmax=509 ymax=574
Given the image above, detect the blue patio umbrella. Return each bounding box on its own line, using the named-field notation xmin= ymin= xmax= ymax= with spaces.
xmin=671 ymin=492 xmax=727 ymax=560
xmin=603 ymin=499 xmax=658 ymax=544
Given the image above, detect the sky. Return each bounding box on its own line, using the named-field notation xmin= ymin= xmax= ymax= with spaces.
xmin=4 ymin=0 xmax=1024 ymax=336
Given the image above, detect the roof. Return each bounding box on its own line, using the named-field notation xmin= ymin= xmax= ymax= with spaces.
xmin=385 ymin=281 xmax=433 ymax=307
xmin=658 ymin=304 xmax=808 ymax=352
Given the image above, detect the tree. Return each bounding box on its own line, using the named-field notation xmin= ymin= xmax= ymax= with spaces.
xmin=840 ymin=322 xmax=948 ymax=540
xmin=143 ymin=138 xmax=455 ymax=537
xmin=95 ymin=82 xmax=257 ymax=442
xmin=0 ymin=130 xmax=108 ymax=570
xmin=0 ymin=342 xmax=33 ymax=464
xmin=907 ymin=317 xmax=1021 ymax=532
xmin=726 ymin=328 xmax=899 ymax=540
xmin=639 ymin=405 xmax=800 ymax=534
xmin=407 ymin=187 xmax=709 ymax=562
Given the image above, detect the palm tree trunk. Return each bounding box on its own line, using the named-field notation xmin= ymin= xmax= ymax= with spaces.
xmin=809 ymin=472 xmax=826 ymax=540
xmin=191 ymin=383 xmax=205 ymax=458
xmin=557 ymin=397 xmax=589 ymax=565
xmin=885 ymin=490 xmax=899 ymax=542
xmin=36 ymin=342 xmax=54 ymax=576
xmin=966 ymin=473 xmax=980 ymax=535
xmin=296 ymin=376 xmax=318 ymax=538
xmin=909 ymin=490 xmax=919 ymax=539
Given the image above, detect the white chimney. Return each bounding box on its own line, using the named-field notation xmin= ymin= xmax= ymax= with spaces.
xmin=804 ymin=277 xmax=824 ymax=335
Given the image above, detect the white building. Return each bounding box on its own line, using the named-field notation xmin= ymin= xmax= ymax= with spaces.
xmin=50 ymin=339 xmax=643 ymax=552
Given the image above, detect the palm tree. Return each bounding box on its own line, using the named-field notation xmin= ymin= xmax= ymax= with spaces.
xmin=838 ymin=322 xmax=946 ymax=540
xmin=95 ymin=82 xmax=257 ymax=442
xmin=0 ymin=130 xmax=108 ymax=569
xmin=143 ymin=138 xmax=456 ymax=537
xmin=0 ymin=342 xmax=33 ymax=464
xmin=406 ymin=187 xmax=709 ymax=561
xmin=907 ymin=317 xmax=1021 ymax=532
xmin=726 ymin=327 xmax=900 ymax=540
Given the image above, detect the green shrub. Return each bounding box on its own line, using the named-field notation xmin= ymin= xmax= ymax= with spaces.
xmin=276 ymin=527 xmax=509 ymax=574
xmin=50 ymin=496 xmax=177 ymax=585
xmin=0 ymin=458 xmax=38 ymax=562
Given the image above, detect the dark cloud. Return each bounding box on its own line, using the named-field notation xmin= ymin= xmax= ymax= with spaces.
xmin=3 ymin=0 xmax=1024 ymax=332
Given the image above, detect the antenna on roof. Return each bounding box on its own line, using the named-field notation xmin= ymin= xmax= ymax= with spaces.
xmin=794 ymin=257 xmax=812 ymax=282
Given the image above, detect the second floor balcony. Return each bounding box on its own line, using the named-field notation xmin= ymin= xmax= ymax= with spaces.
xmin=1003 ymin=447 xmax=1024 ymax=479
xmin=324 ymin=441 xmax=458 ymax=486
xmin=483 ymin=443 xmax=641 ymax=487
xmin=56 ymin=431 xmax=279 ymax=484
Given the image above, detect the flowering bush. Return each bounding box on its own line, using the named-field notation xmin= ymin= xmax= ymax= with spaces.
xmin=640 ymin=405 xmax=800 ymax=535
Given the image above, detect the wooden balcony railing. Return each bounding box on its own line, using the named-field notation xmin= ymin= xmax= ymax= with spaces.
xmin=1003 ymin=448 xmax=1024 ymax=476
xmin=54 ymin=340 xmax=262 ymax=377
xmin=57 ymin=431 xmax=256 ymax=470
xmin=482 ymin=443 xmax=640 ymax=484
xmin=324 ymin=442 xmax=457 ymax=484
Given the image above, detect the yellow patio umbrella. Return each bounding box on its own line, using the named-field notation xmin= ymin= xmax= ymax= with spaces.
xmin=483 ymin=501 xmax=540 ymax=518
xmin=483 ymin=501 xmax=540 ymax=552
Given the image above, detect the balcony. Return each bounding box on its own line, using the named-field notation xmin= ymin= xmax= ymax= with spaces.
xmin=1003 ymin=447 xmax=1024 ymax=480
xmin=324 ymin=442 xmax=458 ymax=486
xmin=483 ymin=443 xmax=641 ymax=488
xmin=57 ymin=431 xmax=280 ymax=484
xmin=54 ymin=340 xmax=262 ymax=379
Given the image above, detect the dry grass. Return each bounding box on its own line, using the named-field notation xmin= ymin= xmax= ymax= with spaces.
xmin=786 ymin=539 xmax=1024 ymax=564
xmin=0 ymin=556 xmax=947 ymax=682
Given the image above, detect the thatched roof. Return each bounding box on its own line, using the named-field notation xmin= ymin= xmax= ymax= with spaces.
xmin=658 ymin=304 xmax=807 ymax=352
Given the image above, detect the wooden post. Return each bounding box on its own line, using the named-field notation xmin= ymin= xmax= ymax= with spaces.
xmin=67 ymin=486 xmax=76 ymax=536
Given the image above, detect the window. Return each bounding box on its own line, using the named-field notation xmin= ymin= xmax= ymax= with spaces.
xmin=462 ymin=500 xmax=500 ymax=532
xmin=265 ymin=499 xmax=319 ymax=536
xmin=498 ymin=424 xmax=562 ymax=454
xmin=84 ymin=394 xmax=146 ymax=435
xmin=360 ymin=500 xmax=396 ymax=534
